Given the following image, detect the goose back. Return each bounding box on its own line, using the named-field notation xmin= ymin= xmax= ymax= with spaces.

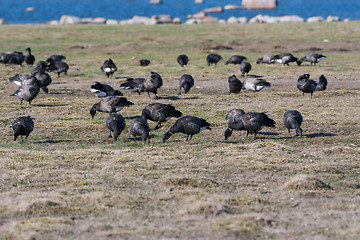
xmin=129 ymin=118 xmax=150 ymax=143
xmin=179 ymin=74 xmax=194 ymax=94
xmin=242 ymin=78 xmax=271 ymax=92
xmin=101 ymin=58 xmax=117 ymax=77
xmin=90 ymin=96 xmax=134 ymax=118
xmin=207 ymin=53 xmax=222 ymax=66
xmin=177 ymin=54 xmax=189 ymax=67
xmin=228 ymin=75 xmax=242 ymax=94
xmin=106 ymin=114 xmax=126 ymax=142
xmin=12 ymin=116 xmax=35 ymax=142
xmin=225 ymin=55 xmax=247 ymax=65
xmin=90 ymin=82 xmax=123 ymax=97
xmin=283 ymin=110 xmax=303 ymax=137
xmin=240 ymin=62 xmax=252 ymax=77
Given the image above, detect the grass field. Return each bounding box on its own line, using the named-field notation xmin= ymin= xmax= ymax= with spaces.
xmin=0 ymin=22 xmax=359 ymax=239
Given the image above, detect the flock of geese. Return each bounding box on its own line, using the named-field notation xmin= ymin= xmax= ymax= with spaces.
xmin=1 ymin=48 xmax=328 ymax=143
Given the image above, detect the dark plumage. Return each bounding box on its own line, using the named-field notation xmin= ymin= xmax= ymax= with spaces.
xmin=10 ymin=74 xmax=40 ymax=107
xmin=240 ymin=61 xmax=252 ymax=77
xmin=242 ymin=78 xmax=271 ymax=92
xmin=274 ymin=53 xmax=299 ymax=66
xmin=206 ymin=53 xmax=222 ymax=66
xmin=224 ymin=108 xmax=246 ymax=140
xmin=32 ymin=69 xmax=52 ymax=93
xmin=228 ymin=75 xmax=242 ymax=94
xmin=24 ymin=48 xmax=35 ymax=66
xmin=120 ymin=77 xmax=145 ymax=94
xmin=225 ymin=112 xmax=275 ymax=140
xmin=12 ymin=116 xmax=35 ymax=142
xmin=0 ymin=51 xmax=25 ymax=65
xmin=283 ymin=110 xmax=303 ymax=137
xmin=90 ymin=96 xmax=134 ymax=118
xmin=225 ymin=55 xmax=247 ymax=65
xmin=297 ymin=53 xmax=326 ymax=66
xmin=179 ymin=74 xmax=194 ymax=94
xmin=106 ymin=114 xmax=126 ymax=143
xmin=162 ymin=116 xmax=211 ymax=143
xmin=144 ymin=71 xmax=163 ymax=98
xmin=90 ymin=82 xmax=123 ymax=97
xmin=296 ymin=74 xmax=327 ymax=98
xmin=46 ymin=55 xmax=66 ymax=63
xmin=177 ymin=54 xmax=189 ymax=67
xmin=32 ymin=61 xmax=48 ymax=72
xmin=139 ymin=59 xmax=150 ymax=66
xmin=129 ymin=118 xmax=151 ymax=143
xmin=225 ymin=108 xmax=246 ymax=121
xmin=256 ymin=54 xmax=275 ymax=64
xmin=142 ymin=103 xmax=182 ymax=130
xmin=101 ymin=58 xmax=117 ymax=77
xmin=46 ymin=58 xmax=69 ymax=77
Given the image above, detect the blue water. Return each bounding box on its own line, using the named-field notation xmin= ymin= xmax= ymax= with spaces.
xmin=1 ymin=0 xmax=359 ymax=24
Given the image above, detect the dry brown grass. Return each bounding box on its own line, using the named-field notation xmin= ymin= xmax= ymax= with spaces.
xmin=0 ymin=22 xmax=359 ymax=239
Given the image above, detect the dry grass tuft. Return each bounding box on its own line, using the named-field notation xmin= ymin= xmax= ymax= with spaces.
xmin=283 ymin=174 xmax=332 ymax=190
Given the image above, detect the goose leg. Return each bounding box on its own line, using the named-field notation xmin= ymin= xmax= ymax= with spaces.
xmin=154 ymin=121 xmax=161 ymax=130
xmin=186 ymin=135 xmax=189 ymax=141
xmin=108 ymin=131 xmax=112 ymax=138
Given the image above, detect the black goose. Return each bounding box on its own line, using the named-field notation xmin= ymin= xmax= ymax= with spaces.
xmin=256 ymin=54 xmax=275 ymax=64
xmin=90 ymin=82 xmax=123 ymax=97
xmin=179 ymin=74 xmax=194 ymax=94
xmin=224 ymin=108 xmax=246 ymax=140
xmin=297 ymin=74 xmax=327 ymax=98
xmin=225 ymin=55 xmax=247 ymax=65
xmin=242 ymin=78 xmax=271 ymax=92
xmin=0 ymin=51 xmax=24 ymax=65
xmin=32 ymin=60 xmax=48 ymax=72
xmin=24 ymin=48 xmax=35 ymax=66
xmin=10 ymin=74 xmax=40 ymax=107
xmin=139 ymin=59 xmax=150 ymax=66
xmin=177 ymin=54 xmax=189 ymax=67
xmin=240 ymin=62 xmax=252 ymax=77
xmin=162 ymin=116 xmax=211 ymax=143
xmin=226 ymin=112 xmax=275 ymax=140
xmin=142 ymin=103 xmax=182 ymax=130
xmin=120 ymin=77 xmax=145 ymax=94
xmin=101 ymin=58 xmax=117 ymax=77
xmin=129 ymin=118 xmax=151 ymax=143
xmin=283 ymin=110 xmax=303 ymax=137
xmin=90 ymin=96 xmax=134 ymax=118
xmin=206 ymin=53 xmax=222 ymax=66
xmin=32 ymin=69 xmax=52 ymax=93
xmin=106 ymin=114 xmax=126 ymax=143
xmin=297 ymin=53 xmax=326 ymax=66
xmin=46 ymin=55 xmax=66 ymax=63
xmin=46 ymin=58 xmax=69 ymax=77
xmin=274 ymin=53 xmax=299 ymax=66
xmin=228 ymin=75 xmax=242 ymax=94
xmin=12 ymin=116 xmax=35 ymax=142
xmin=143 ymin=71 xmax=163 ymax=98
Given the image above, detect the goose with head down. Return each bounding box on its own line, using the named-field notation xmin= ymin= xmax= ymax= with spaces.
xmin=90 ymin=96 xmax=134 ymax=119
xmin=12 ymin=116 xmax=35 ymax=142
xmin=296 ymin=74 xmax=327 ymax=98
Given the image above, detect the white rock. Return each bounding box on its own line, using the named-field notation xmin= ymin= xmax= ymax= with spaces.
xmin=81 ymin=18 xmax=93 ymax=24
xmin=242 ymin=0 xmax=277 ymax=10
xmin=218 ymin=19 xmax=227 ymax=24
xmin=185 ymin=19 xmax=198 ymax=24
xmin=195 ymin=0 xmax=203 ymax=3
xmin=106 ymin=19 xmax=118 ymax=25
xmin=326 ymin=16 xmax=340 ymax=22
xmin=224 ymin=5 xmax=243 ymax=10
xmin=307 ymin=16 xmax=324 ymax=22
xmin=25 ymin=7 xmax=36 ymax=12
xmin=60 ymin=15 xmax=81 ymax=24
xmin=92 ymin=17 xmax=107 ymax=24
xmin=47 ymin=20 xmax=59 ymax=25
xmin=132 ymin=16 xmax=151 ymax=24
xmin=238 ymin=17 xmax=248 ymax=23
xmin=149 ymin=0 xmax=162 ymax=4
xmin=227 ymin=16 xmax=239 ymax=24
xmin=279 ymin=15 xmax=304 ymax=23
xmin=344 ymin=18 xmax=350 ymax=22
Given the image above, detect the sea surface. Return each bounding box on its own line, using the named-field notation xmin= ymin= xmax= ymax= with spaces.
xmin=1 ymin=0 xmax=360 ymax=24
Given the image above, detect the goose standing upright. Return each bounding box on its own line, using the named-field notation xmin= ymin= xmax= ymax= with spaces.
xmin=177 ymin=54 xmax=189 ymax=67
xmin=32 ymin=69 xmax=52 ymax=93
xmin=24 ymin=48 xmax=35 ymax=66
xmin=10 ymin=74 xmax=40 ymax=107
xmin=129 ymin=118 xmax=150 ymax=143
xmin=143 ymin=71 xmax=163 ymax=98
xmin=106 ymin=114 xmax=126 ymax=143
xmin=90 ymin=96 xmax=134 ymax=118
xmin=296 ymin=74 xmax=327 ymax=98
xmin=179 ymin=74 xmax=194 ymax=94
xmin=283 ymin=110 xmax=303 ymax=137
xmin=12 ymin=116 xmax=35 ymax=142
xmin=228 ymin=75 xmax=242 ymax=94
xmin=142 ymin=103 xmax=182 ymax=130
xmin=101 ymin=58 xmax=117 ymax=77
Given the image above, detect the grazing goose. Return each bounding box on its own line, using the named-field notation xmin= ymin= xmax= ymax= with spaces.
xmin=139 ymin=59 xmax=150 ymax=66
xmin=179 ymin=74 xmax=194 ymax=94
xmin=32 ymin=69 xmax=52 ymax=93
xmin=228 ymin=75 xmax=242 ymax=94
xmin=226 ymin=112 xmax=275 ymax=140
xmin=46 ymin=58 xmax=69 ymax=77
xmin=120 ymin=77 xmax=145 ymax=94
xmin=46 ymin=55 xmax=66 ymax=63
xmin=240 ymin=61 xmax=252 ymax=77
xmin=296 ymin=74 xmax=327 ymax=98
xmin=242 ymin=78 xmax=271 ymax=92
xmin=224 ymin=108 xmax=246 ymax=140
xmin=143 ymin=71 xmax=163 ymax=98
xmin=283 ymin=110 xmax=303 ymax=137
xmin=12 ymin=116 xmax=35 ymax=142
xmin=90 ymin=96 xmax=134 ymax=118
xmin=32 ymin=60 xmax=48 ymax=72
xmin=297 ymin=53 xmax=326 ymax=66
xmin=90 ymin=82 xmax=123 ymax=97
xmin=225 ymin=55 xmax=247 ymax=65
xmin=24 ymin=48 xmax=35 ymax=66
xmin=0 ymin=51 xmax=24 ymax=65
xmin=256 ymin=54 xmax=275 ymax=64
xmin=106 ymin=114 xmax=126 ymax=143
xmin=206 ymin=53 xmax=222 ymax=66
xmin=177 ymin=54 xmax=189 ymax=67
xmin=101 ymin=58 xmax=117 ymax=77
xmin=274 ymin=53 xmax=299 ymax=66
xmin=142 ymin=103 xmax=182 ymax=130
xmin=162 ymin=116 xmax=212 ymax=143
xmin=129 ymin=118 xmax=150 ymax=143
xmin=10 ymin=74 xmax=40 ymax=107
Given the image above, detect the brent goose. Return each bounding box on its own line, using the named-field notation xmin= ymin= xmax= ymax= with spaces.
xmin=225 ymin=55 xmax=247 ymax=65
xmin=240 ymin=61 xmax=252 ymax=77
xmin=206 ymin=53 xmax=222 ymax=66
xmin=32 ymin=69 xmax=52 ymax=93
xmin=90 ymin=82 xmax=123 ymax=97
xmin=12 ymin=116 xmax=35 ymax=142
xmin=106 ymin=114 xmax=126 ymax=143
xmin=142 ymin=103 xmax=182 ymax=130
xmin=297 ymin=74 xmax=327 ymax=98
xmin=256 ymin=54 xmax=276 ymax=64
xmin=283 ymin=110 xmax=303 ymax=137
xmin=179 ymin=74 xmax=194 ymax=94
xmin=46 ymin=58 xmax=69 ymax=77
xmin=228 ymin=75 xmax=242 ymax=94
xmin=274 ymin=53 xmax=299 ymax=66
xmin=226 ymin=108 xmax=246 ymax=121
xmin=120 ymin=72 xmax=163 ymax=98
xmin=139 ymin=59 xmax=150 ymax=66
xmin=129 ymin=118 xmax=151 ymax=143
xmin=297 ymin=53 xmax=326 ymax=66
xmin=242 ymin=78 xmax=271 ymax=92
xmin=46 ymin=55 xmax=66 ymax=63
xmin=224 ymin=108 xmax=246 ymax=140
xmin=10 ymin=74 xmax=40 ymax=107
xmin=177 ymin=54 xmax=189 ymax=67
xmin=120 ymin=77 xmax=145 ymax=94
xmin=25 ymin=48 xmax=35 ymax=66
xmin=32 ymin=61 xmax=48 ymax=72
xmin=101 ymin=58 xmax=117 ymax=77
xmin=90 ymin=96 xmax=134 ymax=118
xmin=0 ymin=51 xmax=24 ymax=65
xmin=162 ymin=116 xmax=212 ymax=143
